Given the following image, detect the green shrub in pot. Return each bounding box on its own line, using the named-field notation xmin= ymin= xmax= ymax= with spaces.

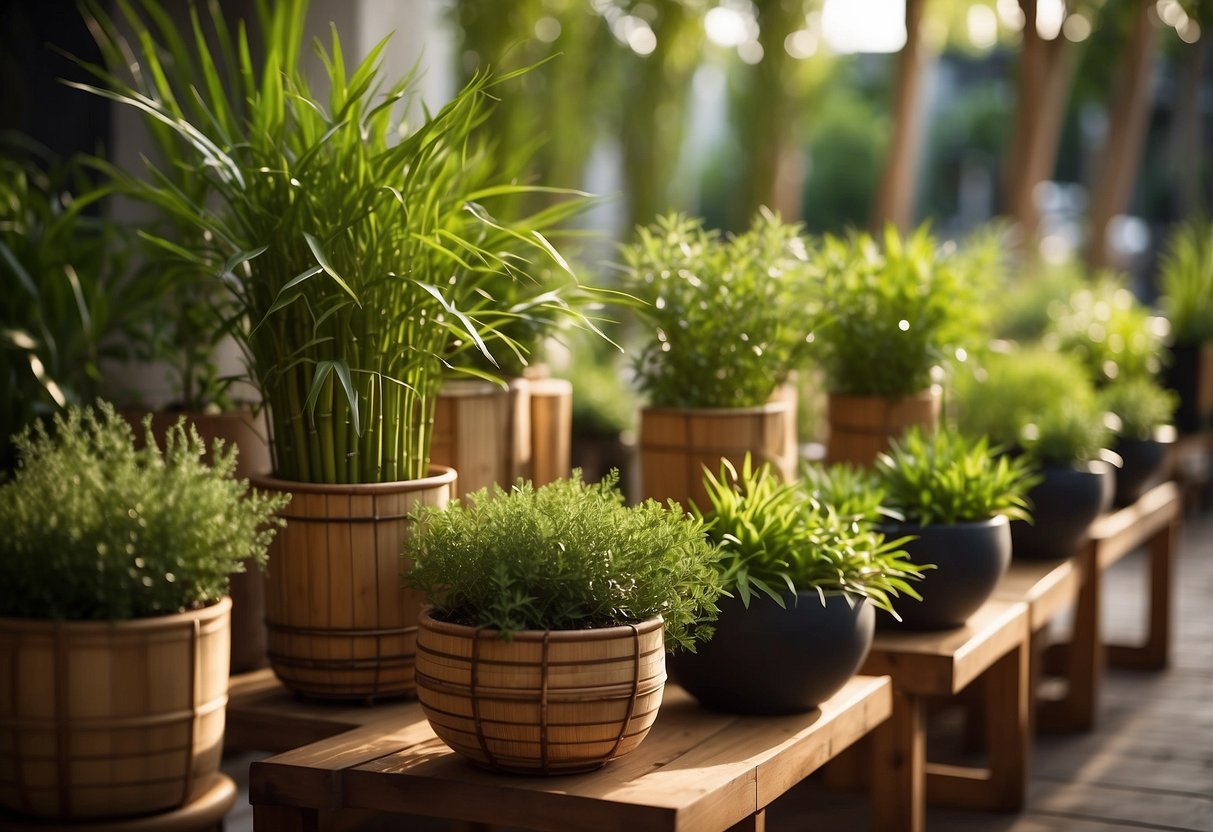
xmin=1157 ymin=219 xmax=1213 ymax=431
xmin=1100 ymin=377 xmax=1179 ymax=506
xmin=669 ymin=456 xmax=926 ymax=714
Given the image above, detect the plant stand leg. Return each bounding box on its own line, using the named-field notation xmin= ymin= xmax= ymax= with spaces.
xmin=1106 ymin=518 xmax=1176 ymax=669
xmin=1039 ymin=542 xmax=1101 ymax=732
xmin=871 ymin=689 xmax=925 ymax=832
xmin=726 ymin=809 xmax=767 ymax=831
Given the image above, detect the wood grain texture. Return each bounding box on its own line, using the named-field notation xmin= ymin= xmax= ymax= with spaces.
xmin=529 ymin=378 xmax=573 ymax=487
xmin=431 ymin=378 xmax=532 ymax=498
xmin=825 ymin=389 xmax=940 ymax=468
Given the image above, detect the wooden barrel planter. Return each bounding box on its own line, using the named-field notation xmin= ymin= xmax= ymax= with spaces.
xmin=415 ymin=610 xmax=666 ymax=774
xmin=0 ymin=598 xmax=231 ymax=820
xmin=255 ymin=467 xmax=456 ymax=701
xmin=431 ymin=378 xmax=532 ymax=498
xmin=529 ymin=377 xmax=573 ymax=486
xmin=826 ymin=388 xmax=941 ymax=467
xmin=638 ymin=401 xmax=797 ymax=509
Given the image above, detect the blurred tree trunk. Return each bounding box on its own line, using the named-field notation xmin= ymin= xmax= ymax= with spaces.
xmin=1003 ymin=0 xmax=1078 ymax=245
xmin=870 ymin=0 xmax=930 ymax=232
xmin=1086 ymin=0 xmax=1159 ymax=270
xmin=1170 ymin=38 xmax=1207 ymax=219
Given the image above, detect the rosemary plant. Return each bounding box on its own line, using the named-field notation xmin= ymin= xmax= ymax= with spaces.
xmin=70 ymin=0 xmax=596 ymax=483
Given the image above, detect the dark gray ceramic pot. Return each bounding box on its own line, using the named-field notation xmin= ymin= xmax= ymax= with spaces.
xmin=669 ymin=591 xmax=873 ymax=715
xmin=1010 ymin=460 xmax=1114 ymax=560
xmin=1112 ymin=432 xmax=1174 ymax=507
xmin=879 ymin=515 xmax=1011 ymax=630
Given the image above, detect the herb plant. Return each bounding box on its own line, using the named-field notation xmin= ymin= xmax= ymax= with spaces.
xmin=72 ymin=0 xmax=596 ymax=484
xmin=874 ymin=427 xmax=1038 ymax=526
xmin=1158 ymin=219 xmax=1213 ymax=343
xmin=0 ymin=402 xmax=288 ymax=620
xmin=620 ymin=210 xmax=818 ymax=408
xmin=693 ymin=456 xmax=926 ymax=616
xmin=1100 ymin=377 xmax=1178 ymax=440
xmin=403 ymin=472 xmax=723 ymax=652
xmin=1044 ymin=277 xmax=1167 ymax=385
xmin=814 ymin=223 xmax=985 ymax=397
xmin=800 ymin=461 xmax=887 ymax=525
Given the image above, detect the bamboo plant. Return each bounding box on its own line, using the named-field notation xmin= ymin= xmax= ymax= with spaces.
xmin=70 ymin=0 xmax=599 ymax=484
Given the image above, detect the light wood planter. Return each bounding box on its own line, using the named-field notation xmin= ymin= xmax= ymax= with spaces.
xmin=826 ymin=388 xmax=941 ymax=467
xmin=255 ymin=467 xmax=456 ymax=701
xmin=431 ymin=378 xmax=531 ymax=498
xmin=415 ymin=610 xmax=666 ymax=774
xmin=639 ymin=401 xmax=797 ymax=509
xmin=0 ymin=598 xmax=231 ymax=820
xmin=529 ymin=377 xmax=573 ymax=486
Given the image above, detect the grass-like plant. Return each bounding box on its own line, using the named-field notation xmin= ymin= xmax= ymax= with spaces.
xmin=693 ymin=456 xmax=926 ymax=616
xmin=814 ymin=223 xmax=985 ymax=397
xmin=70 ymin=0 xmax=597 ymax=484
xmin=1100 ymin=377 xmax=1178 ymax=440
xmin=1158 ymin=219 xmax=1213 ymax=343
xmin=874 ymin=427 xmax=1038 ymax=526
xmin=402 ymin=472 xmax=724 ymax=652
xmin=620 ymin=210 xmax=818 ymax=408
xmin=1044 ymin=276 xmax=1167 ymax=386
xmin=799 ymin=460 xmax=887 ymax=525
xmin=0 ymin=402 xmax=288 ymax=620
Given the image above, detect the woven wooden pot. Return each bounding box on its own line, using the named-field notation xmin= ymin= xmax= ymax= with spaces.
xmin=415 ymin=610 xmax=666 ymax=774
xmin=431 ymin=378 xmax=531 ymax=498
xmin=639 ymin=401 xmax=797 ymax=509
xmin=529 ymin=377 xmax=573 ymax=486
xmin=826 ymin=388 xmax=941 ymax=467
xmin=0 ymin=598 xmax=230 ymax=820
xmin=255 ymin=467 xmax=455 ymax=701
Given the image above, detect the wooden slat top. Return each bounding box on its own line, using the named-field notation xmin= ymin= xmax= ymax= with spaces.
xmin=249 ymin=675 xmax=892 ymax=832
xmin=994 ymin=557 xmax=1077 ymax=631
xmin=1089 ymin=481 xmax=1180 ymax=569
xmin=861 ymin=599 xmax=1029 ymax=696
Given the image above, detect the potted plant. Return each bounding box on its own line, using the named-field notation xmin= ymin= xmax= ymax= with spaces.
xmin=1157 ymin=219 xmax=1213 ymax=432
xmin=668 ymin=457 xmax=926 ymax=715
xmin=621 ymin=210 xmax=819 ymax=507
xmin=0 ymin=403 xmax=286 ymax=820
xmin=955 ymin=347 xmax=1114 ymax=560
xmin=1100 ymin=377 xmax=1178 ymax=506
xmin=74 ymin=3 xmax=591 ymax=699
xmin=403 ymin=472 xmax=723 ymax=774
xmin=874 ymin=427 xmax=1038 ymax=629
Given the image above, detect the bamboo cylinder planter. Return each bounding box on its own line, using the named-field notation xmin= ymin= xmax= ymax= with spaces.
xmin=826 ymin=388 xmax=941 ymax=467
xmin=0 ymin=598 xmax=231 ymax=820
xmin=415 ymin=610 xmax=666 ymax=774
xmin=255 ymin=467 xmax=456 ymax=701
xmin=529 ymin=378 xmax=573 ymax=486
xmin=431 ymin=379 xmax=532 ymax=498
xmin=639 ymin=401 xmax=797 ymax=509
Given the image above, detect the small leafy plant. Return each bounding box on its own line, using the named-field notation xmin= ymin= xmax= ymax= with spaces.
xmin=693 ymin=456 xmax=926 ymax=616
xmin=1044 ymin=276 xmax=1167 ymax=386
xmin=800 ymin=461 xmax=887 ymax=525
xmin=1100 ymin=377 xmax=1178 ymax=441
xmin=403 ymin=472 xmax=724 ymax=651
xmin=0 ymin=402 xmax=289 ymax=620
xmin=620 ymin=210 xmax=818 ymax=408
xmin=1158 ymin=219 xmax=1213 ymax=344
xmin=875 ymin=427 xmax=1038 ymax=526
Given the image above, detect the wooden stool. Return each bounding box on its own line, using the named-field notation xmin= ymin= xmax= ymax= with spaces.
xmin=1 ymin=774 xmax=236 ymax=832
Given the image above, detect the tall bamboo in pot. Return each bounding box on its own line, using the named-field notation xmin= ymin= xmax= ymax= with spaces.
xmin=72 ymin=1 xmax=591 ymax=699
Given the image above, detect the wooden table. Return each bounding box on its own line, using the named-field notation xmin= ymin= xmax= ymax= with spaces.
xmin=247 ymin=676 xmax=892 ymax=832
xmin=859 ymin=599 xmax=1031 ymax=832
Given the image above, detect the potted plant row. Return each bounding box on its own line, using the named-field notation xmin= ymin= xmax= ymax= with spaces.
xmin=75 ymin=1 xmax=593 ymax=699
xmin=0 ymin=403 xmax=286 ymax=820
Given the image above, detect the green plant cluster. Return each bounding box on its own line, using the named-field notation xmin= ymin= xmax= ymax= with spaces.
xmin=1100 ymin=377 xmax=1178 ymax=440
xmin=0 ymin=403 xmax=288 ymax=620
xmin=1044 ymin=277 xmax=1167 ymax=385
xmin=799 ymin=460 xmax=887 ymax=525
xmin=621 ymin=210 xmax=818 ymax=408
xmin=74 ymin=0 xmax=597 ymax=485
xmin=954 ymin=347 xmax=1112 ymax=466
xmin=815 ymin=224 xmax=986 ymax=397
xmin=693 ymin=456 xmax=926 ymax=617
xmin=403 ymin=472 xmax=723 ymax=652
xmin=874 ymin=427 xmax=1038 ymax=527
xmin=1158 ymin=219 xmax=1213 ymax=343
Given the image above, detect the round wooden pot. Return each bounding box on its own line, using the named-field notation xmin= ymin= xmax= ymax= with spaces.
xmin=415 ymin=610 xmax=666 ymax=774
xmin=669 ymin=592 xmax=873 ymax=715
xmin=431 ymin=378 xmax=531 ymax=498
xmin=826 ymin=388 xmax=941 ymax=468
xmin=638 ymin=400 xmax=797 ymax=510
xmin=1112 ymin=430 xmax=1175 ymax=507
xmin=0 ymin=598 xmax=231 ymax=820
xmin=529 ymin=377 xmax=573 ymax=487
xmin=1010 ymin=461 xmax=1114 ymax=560
xmin=878 ymin=516 xmax=1011 ymax=630
xmin=255 ymin=466 xmax=456 ymax=701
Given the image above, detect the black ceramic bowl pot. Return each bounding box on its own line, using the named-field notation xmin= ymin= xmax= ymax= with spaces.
xmin=1112 ymin=429 xmax=1175 ymax=507
xmin=1010 ymin=460 xmax=1114 ymax=560
xmin=669 ymin=591 xmax=874 ymax=715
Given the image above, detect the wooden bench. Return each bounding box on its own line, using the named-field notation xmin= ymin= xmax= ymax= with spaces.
xmin=245 ymin=675 xmax=892 ymax=832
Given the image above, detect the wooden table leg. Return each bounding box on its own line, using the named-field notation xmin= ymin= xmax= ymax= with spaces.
xmin=1106 ymin=518 xmax=1176 ymax=670
xmin=1039 ymin=542 xmax=1101 ymax=733
xmin=871 ymin=689 xmax=924 ymax=832
xmin=726 ymin=808 xmax=767 ymax=831
xmin=253 ymin=804 xmax=320 ymax=832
